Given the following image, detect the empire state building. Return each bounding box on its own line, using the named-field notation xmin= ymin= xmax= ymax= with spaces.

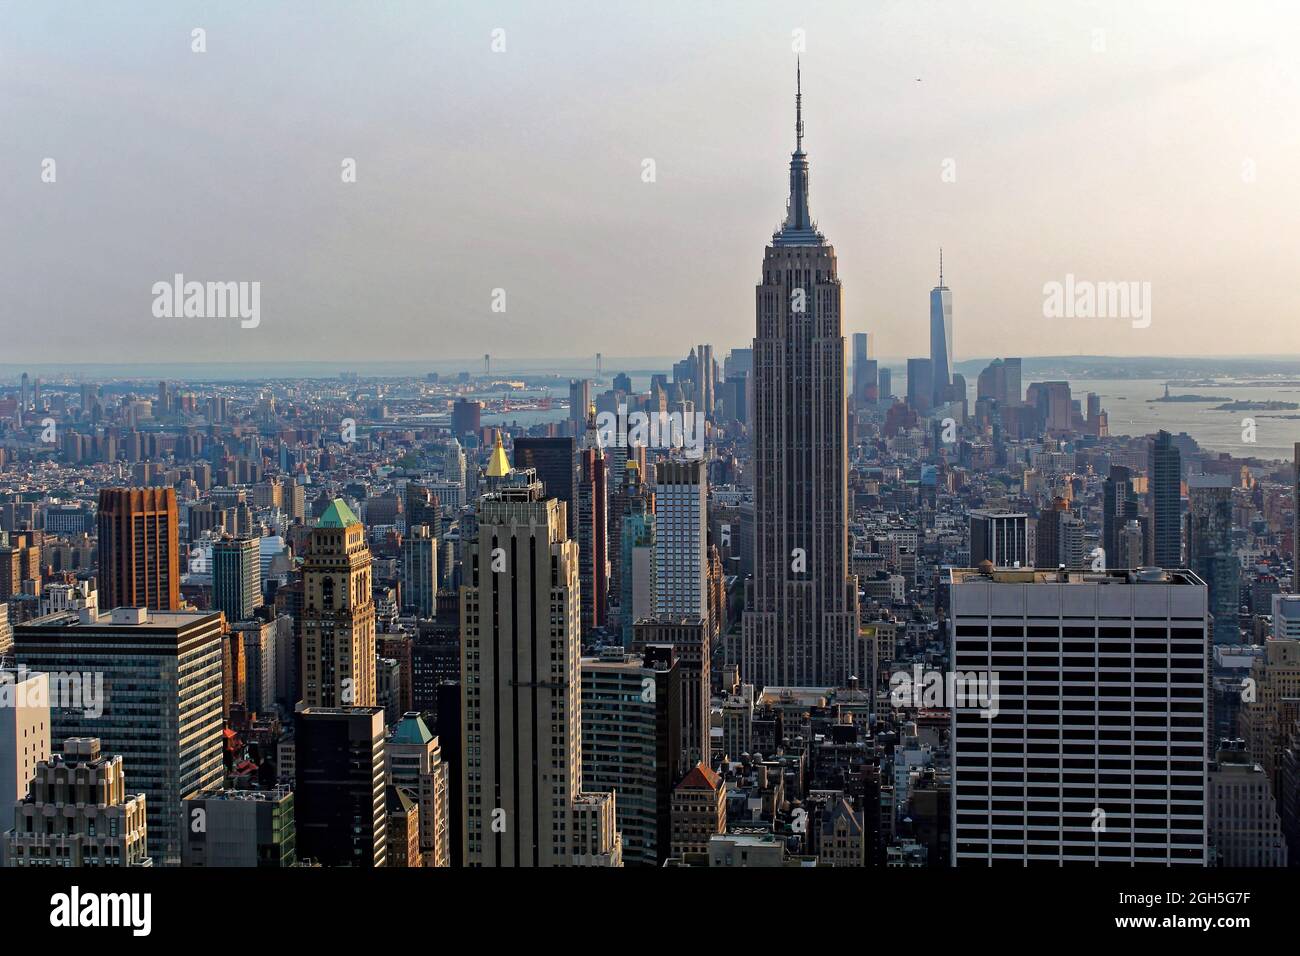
xmin=742 ymin=64 xmax=860 ymax=688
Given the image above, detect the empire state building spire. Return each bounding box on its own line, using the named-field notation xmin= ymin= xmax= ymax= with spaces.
xmin=775 ymin=58 xmax=820 ymax=246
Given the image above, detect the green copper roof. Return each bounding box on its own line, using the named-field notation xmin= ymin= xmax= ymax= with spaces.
xmin=318 ymin=498 xmax=360 ymax=528
xmin=391 ymin=713 xmax=434 ymax=746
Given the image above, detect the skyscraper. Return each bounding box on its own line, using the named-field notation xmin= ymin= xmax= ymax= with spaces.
xmin=295 ymin=707 xmax=388 ymax=867
xmin=1294 ymin=441 xmax=1299 ymax=589
xmin=906 ymin=358 xmax=934 ymax=413
xmin=1149 ymin=430 xmax=1182 ymax=568
xmin=212 ymin=534 xmax=262 ymax=623
xmin=578 ymin=413 xmax=610 ymax=634
xmin=513 ymin=436 xmax=578 ymax=538
xmin=301 ymin=499 xmax=376 ymax=708
xmin=742 ymin=64 xmax=859 ymax=688
xmin=1103 ymin=465 xmax=1139 ymax=567
xmin=947 ymin=566 xmax=1208 ymax=866
xmin=1186 ymin=475 xmax=1238 ymax=644
xmin=400 ymin=524 xmax=438 ymax=618
xmin=15 ymin=608 xmax=225 ymax=866
xmin=930 ymin=251 xmax=953 ymax=408
xmin=653 ymin=459 xmax=707 ymax=621
xmin=96 ymin=487 xmax=181 ymax=611
xmin=460 ymin=477 xmax=622 ymax=866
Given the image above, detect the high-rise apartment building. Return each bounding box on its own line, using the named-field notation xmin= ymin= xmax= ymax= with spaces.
xmin=212 ymin=534 xmax=262 ymax=623
xmin=15 ymin=608 xmax=225 ymax=865
xmin=654 ymin=459 xmax=708 ymax=620
xmin=742 ymin=66 xmax=859 ymax=688
xmin=301 ymin=499 xmax=376 ymax=708
xmin=461 ymin=478 xmax=622 ymax=866
xmin=295 ymin=707 xmax=387 ymax=867
xmin=96 ymin=487 xmax=181 ymax=611
xmin=1103 ymin=465 xmax=1139 ymax=567
xmin=947 ymin=566 xmax=1208 ymax=866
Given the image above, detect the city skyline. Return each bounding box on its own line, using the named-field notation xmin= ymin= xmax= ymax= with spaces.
xmin=5 ymin=2 xmax=1300 ymax=363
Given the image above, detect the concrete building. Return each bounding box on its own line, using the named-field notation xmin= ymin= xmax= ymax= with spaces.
xmin=301 ymin=499 xmax=376 ymax=708
xmin=947 ymin=566 xmax=1208 ymax=866
xmin=0 ymin=668 xmax=49 ymax=809
xmin=181 ymin=787 xmax=296 ymax=867
xmin=3 ymin=737 xmax=150 ymax=867
xmin=1207 ymin=739 xmax=1287 ymax=866
xmin=461 ymin=475 xmax=622 ymax=866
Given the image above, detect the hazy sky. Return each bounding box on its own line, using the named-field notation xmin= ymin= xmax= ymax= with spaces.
xmin=3 ymin=0 xmax=1299 ymax=366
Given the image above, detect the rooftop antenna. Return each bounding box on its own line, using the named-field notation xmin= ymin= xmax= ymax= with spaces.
xmin=795 ymin=57 xmax=804 ymax=152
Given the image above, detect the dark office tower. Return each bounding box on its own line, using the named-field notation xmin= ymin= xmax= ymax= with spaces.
xmin=741 ymin=64 xmax=859 ymax=689
xmin=1149 ymin=430 xmax=1182 ymax=568
xmin=1103 ymin=465 xmax=1139 ymax=566
xmin=295 ymin=707 xmax=388 ymax=867
xmin=635 ymin=618 xmax=710 ymax=770
xmin=879 ymin=367 xmax=892 ymax=402
xmin=1034 ymin=497 xmax=1070 ymax=569
xmin=401 ymin=525 xmax=438 ymax=618
xmin=578 ymin=443 xmax=609 ymax=634
xmin=1294 ymin=442 xmax=1299 ymax=589
xmin=451 ymin=399 xmax=481 ymax=437
xmin=15 ymin=608 xmax=225 ymax=866
xmin=1187 ymin=475 xmax=1239 ymax=644
xmin=434 ymin=681 xmax=463 ymax=867
xmin=513 ymin=436 xmax=578 ymax=538
xmin=930 ymin=251 xmax=953 ymax=407
xmin=906 ymin=358 xmax=933 ymax=413
xmin=212 ymin=535 xmax=261 ymax=623
xmin=569 ymin=379 xmax=592 ymax=429
xmin=96 ymin=487 xmax=181 ymax=611
xmin=969 ymin=510 xmax=1029 ymax=568
xmin=405 ymin=481 xmax=441 ymax=536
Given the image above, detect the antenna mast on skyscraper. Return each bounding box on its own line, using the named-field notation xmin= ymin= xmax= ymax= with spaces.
xmin=795 ymin=57 xmax=804 ymax=152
